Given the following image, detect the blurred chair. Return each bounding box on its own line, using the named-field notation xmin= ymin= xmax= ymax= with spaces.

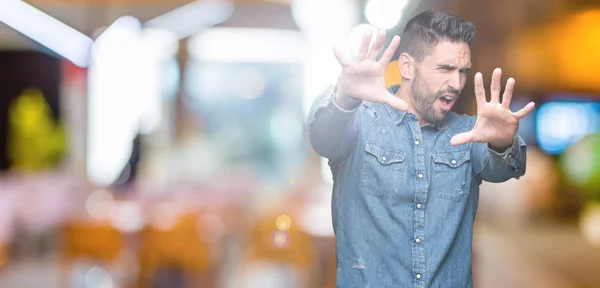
xmin=0 ymin=242 xmax=6 ymax=269
xmin=59 ymin=220 xmax=125 ymax=287
xmin=137 ymin=212 xmax=213 ymax=288
xmin=321 ymin=246 xmax=337 ymax=288
xmin=234 ymin=210 xmax=318 ymax=288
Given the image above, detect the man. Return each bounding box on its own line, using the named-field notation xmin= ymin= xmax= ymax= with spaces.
xmin=307 ymin=11 xmax=534 ymax=288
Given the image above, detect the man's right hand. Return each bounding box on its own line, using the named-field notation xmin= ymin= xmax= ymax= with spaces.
xmin=332 ymin=28 xmax=408 ymax=111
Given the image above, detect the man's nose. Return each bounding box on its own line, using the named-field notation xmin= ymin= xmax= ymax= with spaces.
xmin=448 ymin=71 xmax=461 ymax=92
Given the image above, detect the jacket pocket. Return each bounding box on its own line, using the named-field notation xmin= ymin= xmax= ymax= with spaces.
xmin=361 ymin=142 xmax=406 ymax=196
xmin=432 ymin=150 xmax=471 ymax=202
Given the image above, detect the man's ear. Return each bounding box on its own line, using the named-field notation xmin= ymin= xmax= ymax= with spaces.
xmin=399 ymin=53 xmax=415 ymax=80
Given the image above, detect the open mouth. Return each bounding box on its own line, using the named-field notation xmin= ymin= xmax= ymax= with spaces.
xmin=438 ymin=94 xmax=456 ymax=111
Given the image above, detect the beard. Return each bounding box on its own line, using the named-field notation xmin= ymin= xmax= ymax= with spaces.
xmin=411 ymin=70 xmax=460 ymax=126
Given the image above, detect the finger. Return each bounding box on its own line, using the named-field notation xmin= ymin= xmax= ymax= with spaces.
xmin=501 ymin=77 xmax=515 ymax=109
xmin=377 ymin=35 xmax=400 ymax=66
xmin=490 ymin=68 xmax=502 ymax=103
xmin=368 ymin=29 xmax=386 ymax=60
xmin=332 ymin=44 xmax=352 ymax=67
xmin=473 ymin=72 xmax=486 ymax=107
xmin=450 ymin=131 xmax=476 ymax=146
xmin=379 ymin=93 xmax=408 ymax=111
xmin=513 ymin=102 xmax=535 ymax=119
xmin=357 ymin=28 xmax=374 ymax=60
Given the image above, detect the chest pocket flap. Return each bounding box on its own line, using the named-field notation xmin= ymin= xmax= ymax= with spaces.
xmin=365 ymin=142 xmax=405 ymax=165
xmin=432 ymin=150 xmax=470 ymax=169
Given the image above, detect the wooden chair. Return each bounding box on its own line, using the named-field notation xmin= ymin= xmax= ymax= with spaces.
xmin=60 ymin=220 xmax=125 ymax=287
xmin=235 ymin=210 xmax=318 ymax=288
xmin=137 ymin=212 xmax=213 ymax=288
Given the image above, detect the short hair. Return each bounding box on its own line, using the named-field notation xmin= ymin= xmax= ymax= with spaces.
xmin=396 ymin=11 xmax=475 ymax=62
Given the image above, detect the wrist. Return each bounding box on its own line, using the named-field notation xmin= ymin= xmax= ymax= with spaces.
xmin=489 ymin=139 xmax=514 ymax=153
xmin=334 ymin=85 xmax=361 ymax=110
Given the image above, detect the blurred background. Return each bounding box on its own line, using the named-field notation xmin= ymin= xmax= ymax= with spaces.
xmin=0 ymin=0 xmax=599 ymax=287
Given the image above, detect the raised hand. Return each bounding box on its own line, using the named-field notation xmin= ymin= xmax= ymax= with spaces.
xmin=332 ymin=28 xmax=407 ymax=111
xmin=450 ymin=68 xmax=535 ymax=150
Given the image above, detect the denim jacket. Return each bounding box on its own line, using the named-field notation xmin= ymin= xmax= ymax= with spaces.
xmin=307 ymin=84 xmax=527 ymax=288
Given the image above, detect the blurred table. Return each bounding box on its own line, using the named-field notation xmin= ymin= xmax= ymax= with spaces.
xmin=474 ymin=221 xmax=600 ymax=288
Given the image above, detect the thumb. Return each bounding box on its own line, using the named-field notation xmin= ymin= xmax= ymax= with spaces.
xmin=381 ymin=93 xmax=408 ymax=111
xmin=450 ymin=131 xmax=475 ymax=146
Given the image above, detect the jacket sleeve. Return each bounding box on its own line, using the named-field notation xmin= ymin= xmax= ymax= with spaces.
xmin=307 ymin=84 xmax=362 ymax=163
xmin=472 ymin=135 xmax=527 ymax=183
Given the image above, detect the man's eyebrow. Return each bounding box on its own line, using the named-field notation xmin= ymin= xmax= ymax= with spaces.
xmin=436 ymin=64 xmax=457 ymax=70
xmin=437 ymin=64 xmax=471 ymax=73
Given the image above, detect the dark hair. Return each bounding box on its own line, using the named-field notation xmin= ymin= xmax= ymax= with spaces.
xmin=396 ymin=11 xmax=475 ymax=62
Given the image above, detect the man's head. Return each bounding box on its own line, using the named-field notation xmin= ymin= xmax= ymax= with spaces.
xmin=396 ymin=11 xmax=475 ymax=126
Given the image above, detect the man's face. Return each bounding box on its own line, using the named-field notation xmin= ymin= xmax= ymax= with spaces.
xmin=411 ymin=40 xmax=471 ymax=126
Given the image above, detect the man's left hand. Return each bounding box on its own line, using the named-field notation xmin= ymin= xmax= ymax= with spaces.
xmin=450 ymin=68 xmax=535 ymax=150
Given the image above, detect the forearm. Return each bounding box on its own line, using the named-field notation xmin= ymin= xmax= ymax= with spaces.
xmin=307 ymin=84 xmax=361 ymax=161
xmin=474 ymin=135 xmax=527 ymax=183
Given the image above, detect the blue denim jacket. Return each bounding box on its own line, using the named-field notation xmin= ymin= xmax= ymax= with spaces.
xmin=307 ymin=84 xmax=527 ymax=288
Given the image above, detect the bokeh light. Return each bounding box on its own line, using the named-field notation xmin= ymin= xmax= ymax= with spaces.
xmin=84 ymin=266 xmax=114 ymax=288
xmin=148 ymin=202 xmax=180 ymax=231
xmin=580 ymin=202 xmax=600 ymax=248
xmin=109 ymin=201 xmax=144 ymax=233
xmin=561 ymin=134 xmax=600 ymax=196
xmin=364 ymin=0 xmax=406 ymax=29
xmin=275 ymin=215 xmax=292 ymax=231
xmin=85 ymin=189 xmax=115 ymax=220
xmin=271 ymin=230 xmax=290 ymax=249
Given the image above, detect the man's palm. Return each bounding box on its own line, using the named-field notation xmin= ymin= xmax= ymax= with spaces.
xmin=450 ymin=69 xmax=535 ymax=149
xmin=333 ymin=28 xmax=407 ymax=111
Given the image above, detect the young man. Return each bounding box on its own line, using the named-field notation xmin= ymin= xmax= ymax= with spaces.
xmin=307 ymin=11 xmax=534 ymax=287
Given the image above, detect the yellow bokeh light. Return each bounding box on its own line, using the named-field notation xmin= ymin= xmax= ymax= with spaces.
xmin=507 ymin=9 xmax=600 ymax=92
xmin=276 ymin=215 xmax=292 ymax=231
xmin=580 ymin=202 xmax=600 ymax=248
xmin=384 ymin=60 xmax=402 ymax=88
